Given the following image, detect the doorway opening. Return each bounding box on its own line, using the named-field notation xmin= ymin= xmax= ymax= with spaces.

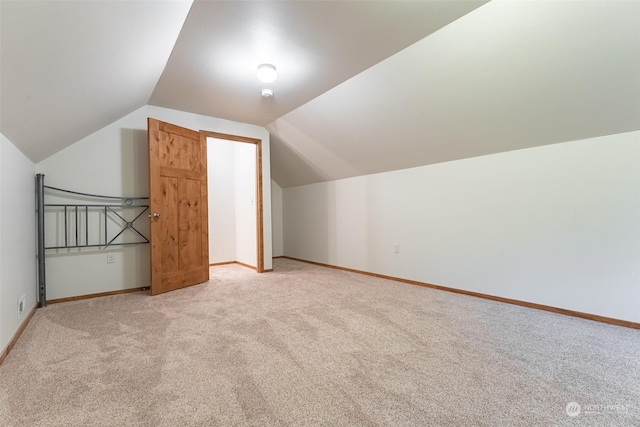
xmin=204 ymin=132 xmax=264 ymax=272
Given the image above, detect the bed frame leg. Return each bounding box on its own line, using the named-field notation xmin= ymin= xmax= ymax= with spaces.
xmin=36 ymin=173 xmax=46 ymax=307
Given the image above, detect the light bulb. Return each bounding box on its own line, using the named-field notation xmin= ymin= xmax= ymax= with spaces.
xmin=257 ymin=64 xmax=277 ymax=83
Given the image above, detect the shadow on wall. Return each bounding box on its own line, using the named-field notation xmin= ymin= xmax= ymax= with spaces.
xmin=120 ymin=129 xmax=149 ymax=197
xmin=284 ymin=176 xmax=375 ymax=269
xmin=269 ymin=133 xmax=327 ymax=187
xmin=119 ymin=128 xmax=150 ymax=290
xmin=285 ymin=180 xmax=373 ymax=267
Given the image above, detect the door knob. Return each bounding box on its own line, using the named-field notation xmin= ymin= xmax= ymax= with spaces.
xmin=153 ymin=212 xmax=161 ymax=218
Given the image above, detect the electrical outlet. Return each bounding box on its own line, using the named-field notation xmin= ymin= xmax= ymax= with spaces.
xmin=17 ymin=295 xmax=25 ymax=318
xmin=107 ymin=253 xmax=115 ymax=264
xmin=394 ymin=243 xmax=400 ymax=254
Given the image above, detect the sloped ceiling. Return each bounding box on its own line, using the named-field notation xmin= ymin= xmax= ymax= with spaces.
xmin=149 ymin=0 xmax=487 ymax=125
xmin=1 ymin=1 xmax=639 ymax=188
xmin=270 ymin=0 xmax=640 ymax=187
xmin=0 ymin=0 xmax=192 ymax=162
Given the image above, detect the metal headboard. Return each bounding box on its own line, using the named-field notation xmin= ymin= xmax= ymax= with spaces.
xmin=36 ymin=174 xmax=149 ymax=306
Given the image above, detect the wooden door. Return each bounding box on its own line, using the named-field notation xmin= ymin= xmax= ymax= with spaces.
xmin=148 ymin=118 xmax=209 ymax=295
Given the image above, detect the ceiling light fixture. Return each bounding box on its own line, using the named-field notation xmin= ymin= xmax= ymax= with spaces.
xmin=257 ymin=64 xmax=277 ymax=83
xmin=261 ymin=89 xmax=274 ymax=98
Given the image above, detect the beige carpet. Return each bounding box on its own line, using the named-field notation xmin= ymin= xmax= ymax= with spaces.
xmin=0 ymin=258 xmax=638 ymax=426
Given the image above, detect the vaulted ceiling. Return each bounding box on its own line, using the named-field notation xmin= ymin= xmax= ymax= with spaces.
xmin=2 ymin=1 xmax=639 ymax=188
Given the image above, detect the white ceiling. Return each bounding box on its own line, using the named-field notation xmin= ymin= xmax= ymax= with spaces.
xmin=0 ymin=0 xmax=192 ymax=162
xmin=1 ymin=1 xmax=639 ymax=188
xmin=149 ymin=0 xmax=487 ymax=125
xmin=270 ymin=0 xmax=640 ymax=186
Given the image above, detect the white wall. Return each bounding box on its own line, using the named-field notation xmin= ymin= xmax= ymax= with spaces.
xmin=283 ymin=131 xmax=640 ymax=323
xmin=234 ymin=142 xmax=257 ymax=266
xmin=208 ymin=138 xmax=258 ymax=267
xmin=208 ymin=138 xmax=236 ymax=263
xmin=271 ymin=179 xmax=284 ymax=257
xmin=36 ymin=105 xmax=272 ymax=300
xmin=0 ymin=133 xmax=37 ymax=354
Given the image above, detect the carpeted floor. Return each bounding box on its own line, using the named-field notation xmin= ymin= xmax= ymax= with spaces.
xmin=0 ymin=258 xmax=638 ymax=426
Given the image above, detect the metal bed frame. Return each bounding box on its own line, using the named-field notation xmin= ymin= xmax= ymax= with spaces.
xmin=36 ymin=174 xmax=149 ymax=306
